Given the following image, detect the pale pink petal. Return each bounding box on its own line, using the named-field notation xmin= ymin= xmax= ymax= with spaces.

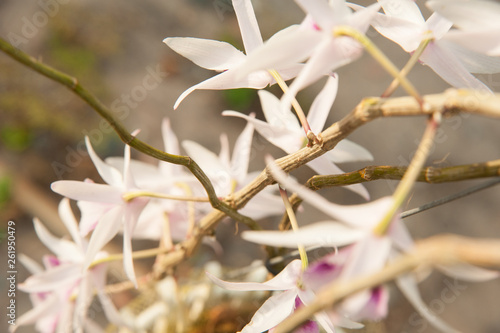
xmin=163 ymin=37 xmax=245 ymax=71
xmin=326 ymin=139 xmax=373 ymax=163
xmin=85 ymin=137 xmax=123 ymax=187
xmin=425 ymin=13 xmax=452 ymax=40
xmin=242 ymin=222 xmax=366 ymax=248
xmin=241 ymin=290 xmax=298 ymax=333
xmin=91 ymin=264 xmax=126 ymax=326
xmin=58 ymin=198 xmax=82 ymax=248
xmin=307 ymin=75 xmax=338 ymax=134
xmin=260 ymin=90 xmax=301 ymax=132
xmin=122 ymin=199 xmax=148 ymax=287
xmin=420 ymin=42 xmax=493 ymax=92
xmin=440 ymin=40 xmax=500 ymax=73
xmin=51 ymin=181 xmax=123 ymax=204
xmin=73 ymin=272 xmax=93 ymax=331
xmin=32 ymin=218 xmax=83 ymax=262
xmin=19 ymin=254 xmax=44 ymax=275
xmin=19 ymin=263 xmax=81 ymax=293
xmin=347 ymin=2 xmax=383 ymax=33
xmin=77 ymin=201 xmax=113 ymax=237
xmin=233 ymin=0 xmax=263 ymax=53
xmin=443 ymin=29 xmax=500 ymax=56
xmin=9 ymin=294 xmax=60 ymax=333
xmin=427 ymin=0 xmax=500 ymax=30
xmin=208 ymin=259 xmax=302 ymax=291
xmin=84 ymin=206 xmax=124 ymax=269
xmin=295 ymin=0 xmax=340 ymax=31
xmin=388 ymin=220 xmax=414 ymax=251
xmin=396 ymin=274 xmax=460 ymax=333
xmin=370 ymin=11 xmax=422 ymax=52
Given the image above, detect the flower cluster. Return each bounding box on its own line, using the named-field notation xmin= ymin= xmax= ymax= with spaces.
xmin=13 ymin=0 xmax=500 ymax=332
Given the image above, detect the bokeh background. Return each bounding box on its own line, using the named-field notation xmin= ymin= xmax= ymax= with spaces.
xmin=0 ymin=0 xmax=499 ymax=332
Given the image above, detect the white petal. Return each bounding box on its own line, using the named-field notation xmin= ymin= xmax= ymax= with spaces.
xmin=19 ymin=263 xmax=82 ymax=293
xmin=443 ymin=29 xmax=500 ymax=56
xmin=295 ymin=0 xmax=345 ymax=31
xmin=33 ymin=218 xmax=83 ymax=262
xmin=420 ymin=42 xmax=492 ymax=92
xmin=241 ymin=290 xmax=298 ymax=333
xmin=440 ymin=40 xmax=500 ymax=73
xmin=232 ymin=0 xmax=263 ymax=53
xmin=173 ymin=70 xmax=269 ymax=109
xmin=427 ymin=0 xmax=500 ymax=30
xmin=242 ymin=222 xmax=366 ymax=248
xmin=58 ymin=198 xmax=83 ymax=248
xmin=326 ymin=139 xmax=373 ymax=163
xmin=380 ymin=0 xmax=425 ymax=25
xmin=84 ymin=206 xmax=124 ymax=269
xmin=207 ymin=259 xmax=302 ymax=291
xmin=425 ymin=13 xmax=452 ymax=40
xmin=51 ymin=180 xmax=123 ymax=204
xmin=370 ymin=11 xmax=422 ymax=52
xmin=11 ymin=294 xmax=60 ymax=332
xmin=91 ymin=264 xmax=126 ymax=326
xmin=19 ymin=254 xmax=43 ymax=275
xmin=396 ymin=274 xmax=460 ymax=333
xmin=307 ymin=75 xmax=338 ymax=134
xmin=163 ymin=37 xmax=245 ymax=71
xmin=438 ymin=263 xmax=500 ymax=282
xmin=85 ymin=137 xmax=123 ymax=187
xmin=260 ymin=90 xmax=301 ymax=132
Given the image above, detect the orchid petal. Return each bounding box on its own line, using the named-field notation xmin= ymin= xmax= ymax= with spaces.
xmin=440 ymin=40 xmax=500 ymax=74
xmin=242 ymin=222 xmax=366 ymax=248
xmin=307 ymin=75 xmax=338 ymax=134
xmin=73 ymin=272 xmax=93 ymax=331
xmin=207 ymin=259 xmax=302 ymax=291
xmin=295 ymin=0 xmax=343 ymax=31
xmin=241 ymin=290 xmax=297 ymax=333
xmin=232 ymin=0 xmax=263 ymax=53
xmin=19 ymin=254 xmax=44 ymax=275
xmin=427 ymin=0 xmax=500 ymax=30
xmin=379 ymin=0 xmax=424 ymax=25
xmin=420 ymin=42 xmax=492 ymax=92
xmin=326 ymin=139 xmax=374 ymax=163
xmin=370 ymin=12 xmax=423 ymax=52
xmin=438 ymin=263 xmax=500 ymax=282
xmin=219 ymin=133 xmax=231 ymax=169
xmin=85 ymin=137 xmax=122 ymax=187
xmin=58 ymin=198 xmax=82 ymax=248
xmin=397 ymin=274 xmax=460 ymax=333
xmin=235 ymin=28 xmax=321 ymax=81
xmin=10 ymin=294 xmax=60 ymax=333
xmin=425 ymin=13 xmax=452 ymax=40
xmin=19 ymin=263 xmax=82 ymax=293
xmin=260 ymin=90 xmax=301 ymax=132
xmin=51 ymin=181 xmax=123 ymax=204
xmin=442 ymin=29 xmax=500 ymax=56
xmin=77 ymin=201 xmax=112 ymax=237
xmin=164 ymin=37 xmax=245 ymax=71
xmin=122 ymin=199 xmax=148 ymax=287
xmin=33 ymin=218 xmax=83 ymax=262
xmin=91 ymin=264 xmax=126 ymax=326
xmin=173 ymin=70 xmax=269 ymax=109
xmin=84 ymin=206 xmax=123 ymax=269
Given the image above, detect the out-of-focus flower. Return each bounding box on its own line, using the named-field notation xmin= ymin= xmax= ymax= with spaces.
xmin=51 ymin=137 xmax=149 ymax=286
xmin=12 ymin=199 xmax=122 ymax=333
xmin=368 ymin=0 xmax=500 ymax=91
xmin=164 ymin=0 xmax=303 ymax=109
xmin=224 ymin=75 xmax=373 ymax=199
xmin=182 ymin=115 xmax=284 ymax=219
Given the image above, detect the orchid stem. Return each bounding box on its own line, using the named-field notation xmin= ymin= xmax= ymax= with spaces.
xmin=382 ymin=36 xmax=433 ymax=98
xmin=333 ymin=26 xmax=423 ymax=106
xmin=89 ymin=246 xmax=173 ymax=269
xmin=374 ymin=112 xmax=442 ymax=235
xmin=268 ymin=69 xmax=319 ymax=145
xmin=279 ymin=186 xmax=308 ymax=270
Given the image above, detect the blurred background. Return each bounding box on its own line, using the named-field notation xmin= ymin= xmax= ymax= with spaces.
xmin=0 ymin=0 xmax=499 ymax=332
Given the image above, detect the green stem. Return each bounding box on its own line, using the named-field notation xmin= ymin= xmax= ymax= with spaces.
xmin=0 ymin=37 xmax=258 ymax=229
